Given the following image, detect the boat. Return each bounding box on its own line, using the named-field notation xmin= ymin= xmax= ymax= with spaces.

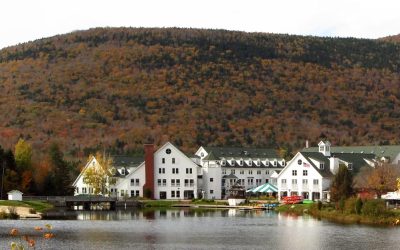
xmin=282 ymin=196 xmax=303 ymax=204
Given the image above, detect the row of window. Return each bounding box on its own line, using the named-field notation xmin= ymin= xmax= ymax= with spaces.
xmin=158 ymin=168 xmax=193 ymax=174
xmin=220 ymin=160 xmax=283 ymax=167
xmin=281 ymin=179 xmax=319 ymax=185
xmin=222 ymin=169 xmax=270 ymax=175
xmin=130 ymin=179 xmax=140 ymax=186
xmin=292 ymin=170 xmax=309 ymax=176
xmin=157 ymin=179 xmax=195 ymax=187
xmin=162 ymin=158 xmax=176 ymax=164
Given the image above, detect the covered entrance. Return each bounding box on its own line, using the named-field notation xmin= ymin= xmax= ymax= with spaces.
xmin=184 ymin=190 xmax=194 ymax=199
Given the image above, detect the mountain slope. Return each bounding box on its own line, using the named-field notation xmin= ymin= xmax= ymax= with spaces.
xmin=1 ymin=28 xmax=400 ymax=157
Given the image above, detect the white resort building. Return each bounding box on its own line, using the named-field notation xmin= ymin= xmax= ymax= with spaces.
xmin=72 ymin=142 xmax=284 ymax=200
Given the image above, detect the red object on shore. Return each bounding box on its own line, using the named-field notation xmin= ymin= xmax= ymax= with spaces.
xmin=282 ymin=196 xmax=303 ymax=204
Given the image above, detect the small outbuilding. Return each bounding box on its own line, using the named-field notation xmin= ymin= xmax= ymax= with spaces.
xmin=7 ymin=190 xmax=23 ymax=201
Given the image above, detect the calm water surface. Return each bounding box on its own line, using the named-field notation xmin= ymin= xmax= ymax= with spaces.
xmin=1 ymin=208 xmax=399 ymax=250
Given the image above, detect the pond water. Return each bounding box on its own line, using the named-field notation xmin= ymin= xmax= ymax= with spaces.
xmin=1 ymin=208 xmax=400 ymax=250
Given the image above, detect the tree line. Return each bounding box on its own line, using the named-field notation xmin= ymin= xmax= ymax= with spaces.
xmin=0 ymin=139 xmax=78 ymax=197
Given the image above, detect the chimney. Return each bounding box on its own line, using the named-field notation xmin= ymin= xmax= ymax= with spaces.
xmin=306 ymin=140 xmax=309 ymax=149
xmin=144 ymin=144 xmax=155 ymax=199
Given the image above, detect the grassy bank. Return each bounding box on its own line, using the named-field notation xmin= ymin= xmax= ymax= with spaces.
xmin=276 ymin=199 xmax=400 ymax=226
xmin=0 ymin=200 xmax=53 ymax=213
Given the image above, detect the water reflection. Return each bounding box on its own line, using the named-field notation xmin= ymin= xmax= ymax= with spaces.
xmin=2 ymin=208 xmax=400 ymax=250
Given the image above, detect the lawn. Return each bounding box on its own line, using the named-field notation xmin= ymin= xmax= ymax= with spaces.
xmin=0 ymin=200 xmax=53 ymax=212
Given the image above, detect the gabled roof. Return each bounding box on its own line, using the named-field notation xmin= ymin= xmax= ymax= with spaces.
xmin=303 ymin=145 xmax=400 ymax=162
xmin=331 ymin=153 xmax=375 ymax=174
xmin=222 ymin=173 xmax=238 ymax=179
xmin=300 ymin=152 xmax=333 ymax=178
xmin=203 ymin=146 xmax=279 ymax=159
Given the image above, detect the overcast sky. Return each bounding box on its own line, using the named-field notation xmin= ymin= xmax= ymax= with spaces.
xmin=1 ymin=0 xmax=399 ymax=49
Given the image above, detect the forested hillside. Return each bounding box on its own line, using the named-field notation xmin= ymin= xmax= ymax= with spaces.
xmin=1 ymin=28 xmax=400 ymax=158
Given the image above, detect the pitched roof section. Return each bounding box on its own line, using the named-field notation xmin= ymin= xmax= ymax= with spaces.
xmin=300 ymin=152 xmax=333 ymax=178
xmin=203 ymin=146 xmax=279 ymax=159
xmin=112 ymin=156 xmax=144 ymax=168
xmin=303 ymin=145 xmax=400 ymax=162
xmin=203 ymin=151 xmax=218 ymax=161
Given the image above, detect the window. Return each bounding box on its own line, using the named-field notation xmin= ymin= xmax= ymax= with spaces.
xmin=303 ymin=170 xmax=308 ymax=176
xmin=240 ymin=170 xmax=244 ymax=174
xmin=82 ymin=187 xmax=87 ymax=194
xmin=247 ymin=179 xmax=254 ymax=185
xmin=248 ymin=161 xmax=252 ymax=166
xmin=313 ymin=179 xmax=319 ymax=185
xmin=302 ymin=179 xmax=308 ymax=185
xmin=130 ymin=179 xmax=135 ymax=186
xmin=265 ymin=179 xmax=269 ymax=183
xmin=171 ymin=179 xmax=176 ymax=187
xmin=221 ymin=160 xmax=226 ymax=166
xmin=171 ymin=191 xmax=175 ymax=198
xmin=121 ymin=168 xmax=125 ymax=175
xmin=190 ymin=179 xmax=194 ymax=187
xmin=172 ymin=158 xmax=176 ymax=164
xmin=210 ymin=178 xmax=214 ymax=182
xmin=298 ymin=159 xmax=302 ymax=165
xmin=292 ymin=179 xmax=297 ymax=185
xmin=172 ymin=168 xmax=179 ymax=174
xmin=248 ymin=170 xmax=253 ymax=174
xmin=256 ymin=179 xmax=262 ymax=185
xmin=131 ymin=190 xmax=135 ymax=197
xmin=257 ymin=160 xmax=261 ymax=166
xmin=281 ymin=179 xmax=287 ymax=184
xmin=257 ymin=170 xmax=261 ymax=175
xmin=292 ymin=170 xmax=297 ymax=176
xmin=162 ymin=158 xmax=165 ymax=164
xmin=210 ymin=190 xmax=214 ymax=194
xmin=231 ymin=169 xmax=235 ymax=174
xmin=273 ymin=161 xmax=277 ymax=166
xmin=136 ymin=190 xmax=139 ymax=196
xmin=265 ymin=160 xmax=269 ymax=166
xmin=162 ymin=179 xmax=167 ymax=186
xmin=348 ymin=163 xmax=353 ymax=170
xmin=158 ymin=179 xmax=162 ymax=186
xmin=186 ymin=168 xmax=192 ymax=174
xmin=239 ymin=160 xmax=243 ymax=166
xmin=135 ymin=179 xmax=139 ymax=186
xmin=176 ymin=190 xmax=180 ymax=198
xmin=265 ymin=170 xmax=270 ymax=175
xmin=282 ymin=161 xmax=286 ymax=166
xmin=89 ymin=187 xmax=93 ymax=194
xmin=222 ymin=169 xmax=227 ymax=174
xmin=185 ymin=179 xmax=189 ymax=187
xmin=320 ymin=163 xmax=324 ymax=169
xmin=166 ymin=148 xmax=171 ymax=154
xmin=201 ymin=152 xmax=204 ymax=157
xmin=319 ymin=146 xmax=324 ymax=151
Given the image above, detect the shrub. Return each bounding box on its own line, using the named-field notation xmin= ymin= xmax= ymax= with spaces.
xmin=317 ymin=200 xmax=322 ymax=211
xmin=362 ymin=199 xmax=386 ymax=217
xmin=338 ymin=197 xmax=345 ymax=212
xmin=355 ymin=198 xmax=363 ymax=215
xmin=143 ymin=188 xmax=152 ymax=199
xmin=29 ymin=208 xmax=37 ymax=214
xmin=344 ymin=197 xmax=358 ymax=214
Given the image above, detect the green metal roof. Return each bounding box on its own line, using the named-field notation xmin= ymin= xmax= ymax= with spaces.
xmin=303 ymin=145 xmax=400 ymax=162
xmin=203 ymin=146 xmax=279 ymax=159
xmin=203 ymin=151 xmax=219 ymax=161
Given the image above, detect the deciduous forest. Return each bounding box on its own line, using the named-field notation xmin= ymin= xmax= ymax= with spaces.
xmin=1 ymin=28 xmax=400 ymax=160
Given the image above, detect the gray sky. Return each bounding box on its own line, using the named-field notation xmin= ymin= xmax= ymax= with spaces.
xmin=1 ymin=0 xmax=399 ymax=49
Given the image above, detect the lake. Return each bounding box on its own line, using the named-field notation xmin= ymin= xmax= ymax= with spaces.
xmin=1 ymin=208 xmax=400 ymax=249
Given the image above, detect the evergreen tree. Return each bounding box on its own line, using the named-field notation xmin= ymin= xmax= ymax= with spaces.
xmin=330 ymin=164 xmax=354 ymax=202
xmin=49 ymin=143 xmax=73 ymax=195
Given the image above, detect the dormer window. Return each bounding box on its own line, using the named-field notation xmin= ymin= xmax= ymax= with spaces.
xmin=273 ymin=161 xmax=277 ymax=166
xmin=239 ymin=160 xmax=243 ymax=166
xmin=121 ymin=168 xmax=125 ymax=175
xmin=282 ymin=161 xmax=286 ymax=166
xmin=257 ymin=160 xmax=261 ymax=166
xmin=319 ymin=146 xmax=324 ymax=151
xmin=248 ymin=160 xmax=252 ymax=166
xmin=348 ymin=163 xmax=353 ymax=170
xmin=221 ymin=160 xmax=226 ymax=166
xmin=265 ymin=160 xmax=269 ymax=166
xmin=320 ymin=163 xmax=325 ymax=169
